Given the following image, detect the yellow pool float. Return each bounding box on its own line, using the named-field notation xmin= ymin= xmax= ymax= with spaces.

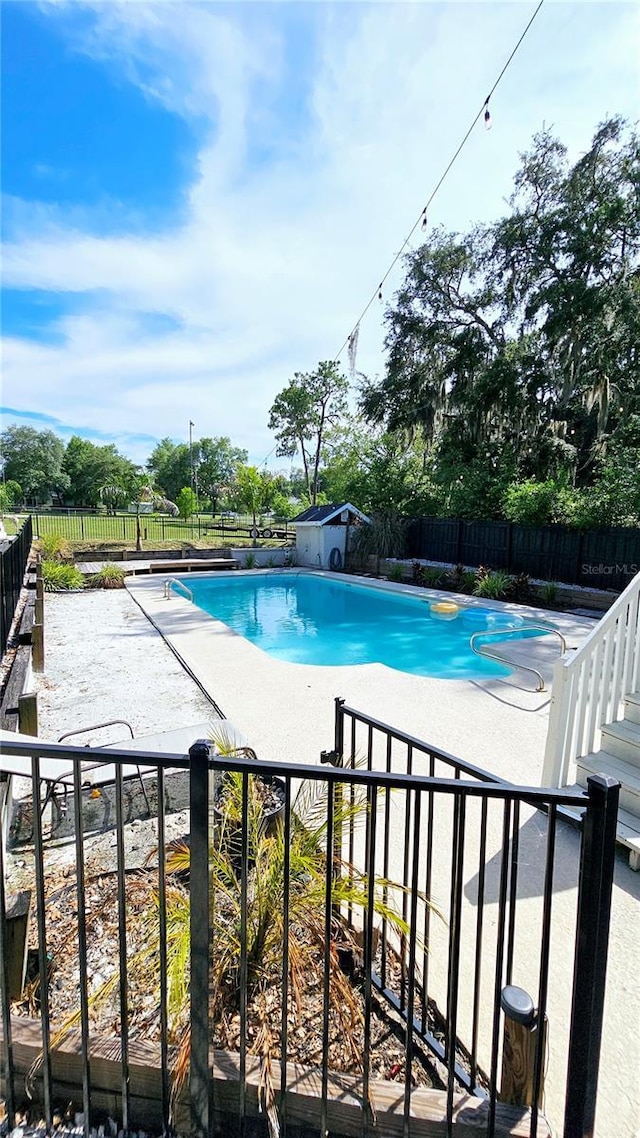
xmin=429 ymin=600 xmax=460 ymax=620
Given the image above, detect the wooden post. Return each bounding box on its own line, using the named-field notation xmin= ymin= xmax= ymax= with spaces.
xmin=35 ymin=576 xmax=44 ymax=625
xmin=4 ymin=891 xmax=32 ymax=1000
xmin=32 ymin=623 xmax=44 ymax=672
xmin=18 ymin=692 xmax=38 ymax=736
xmin=499 ymin=985 xmax=546 ymax=1108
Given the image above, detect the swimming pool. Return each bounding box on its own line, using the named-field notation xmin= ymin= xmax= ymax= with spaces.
xmin=178 ymin=572 xmax=542 ymax=680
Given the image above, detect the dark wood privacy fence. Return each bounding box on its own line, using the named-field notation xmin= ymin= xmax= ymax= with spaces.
xmin=406 ymin=516 xmax=640 ymax=591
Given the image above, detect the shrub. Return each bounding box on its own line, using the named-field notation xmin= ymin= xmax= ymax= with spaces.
xmin=39 ymin=533 xmax=72 ymax=562
xmin=87 ymin=564 xmax=126 ymax=589
xmin=388 ymin=562 xmax=405 ymax=582
xmin=41 ymin=560 xmax=84 ymax=592
xmin=445 ymin=564 xmax=476 ymax=594
xmin=441 ymin=562 xmax=471 ymax=596
xmin=510 ymin=572 xmax=532 ymax=602
xmin=538 ymin=581 xmax=560 ymax=607
xmin=473 ymin=568 xmax=514 ymax=600
xmin=244 ymin=552 xmax=258 ymax=569
xmin=421 ymin=566 xmax=446 ymax=588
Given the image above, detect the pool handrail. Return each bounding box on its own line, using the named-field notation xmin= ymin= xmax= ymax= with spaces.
xmin=469 ymin=625 xmax=567 ymax=692
xmin=165 ymin=578 xmax=194 ymax=602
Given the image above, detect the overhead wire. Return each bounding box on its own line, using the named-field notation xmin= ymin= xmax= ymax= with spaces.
xmin=333 ymin=0 xmax=545 ymax=366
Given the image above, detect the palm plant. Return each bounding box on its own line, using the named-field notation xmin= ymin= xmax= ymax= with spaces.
xmin=161 ymin=766 xmax=431 ymax=1131
xmin=131 ymin=483 xmax=179 ymax=550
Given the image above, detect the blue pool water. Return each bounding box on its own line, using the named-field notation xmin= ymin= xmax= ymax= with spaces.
xmin=179 ymin=572 xmax=545 ymax=680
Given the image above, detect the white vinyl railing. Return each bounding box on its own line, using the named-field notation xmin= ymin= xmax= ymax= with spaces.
xmin=542 ymin=569 xmax=640 ymax=788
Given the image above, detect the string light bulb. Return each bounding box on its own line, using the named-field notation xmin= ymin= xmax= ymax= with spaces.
xmin=331 ymin=0 xmax=545 ymax=369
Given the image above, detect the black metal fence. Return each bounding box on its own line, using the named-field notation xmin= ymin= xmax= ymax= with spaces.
xmin=0 ymin=516 xmax=33 ymax=657
xmin=406 ymin=516 xmax=640 ymax=591
xmin=0 ymin=712 xmax=618 ymax=1138
xmin=26 ymin=511 xmax=293 ymax=546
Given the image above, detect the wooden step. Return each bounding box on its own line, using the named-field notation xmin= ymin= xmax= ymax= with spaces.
xmin=600 ymin=719 xmax=640 ymax=766
xmin=576 ymin=750 xmax=640 ymax=816
xmin=560 ymin=795 xmax=640 ymax=871
xmin=623 ymin=690 xmax=640 ymax=726
xmin=615 ymin=805 xmax=640 ymax=871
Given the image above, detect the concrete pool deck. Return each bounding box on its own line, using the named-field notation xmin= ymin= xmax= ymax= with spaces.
xmin=27 ymin=576 xmax=640 ymax=1137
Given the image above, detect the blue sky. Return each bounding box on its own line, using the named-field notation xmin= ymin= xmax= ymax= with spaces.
xmin=1 ymin=0 xmax=638 ymax=468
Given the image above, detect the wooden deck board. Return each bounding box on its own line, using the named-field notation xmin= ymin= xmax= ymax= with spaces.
xmin=147 ymin=558 xmax=238 ymax=573
xmin=77 ymin=558 xmax=238 ymax=575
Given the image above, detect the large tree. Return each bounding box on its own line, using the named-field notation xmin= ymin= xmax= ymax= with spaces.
xmin=146 ymin=438 xmax=192 ymax=504
xmin=268 ymin=361 xmax=349 ymax=505
xmin=63 ymin=436 xmax=138 ymax=507
xmin=197 ymin=437 xmax=247 ymax=513
xmin=361 ymin=117 xmax=639 ymax=510
xmin=231 ymin=465 xmax=272 ymax=531
xmin=492 ymin=115 xmax=640 ymax=478
xmin=147 ymin=436 xmax=247 ymax=509
xmin=0 ymin=425 xmax=69 ymax=503
xmin=322 ymin=420 xmax=442 ymax=517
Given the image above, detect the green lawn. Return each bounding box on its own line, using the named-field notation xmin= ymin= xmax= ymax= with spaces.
xmin=8 ymin=512 xmax=292 ymax=549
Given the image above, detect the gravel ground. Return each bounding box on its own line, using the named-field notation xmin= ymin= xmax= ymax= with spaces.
xmin=9 ymin=587 xmax=218 ymax=880
xmin=32 ymin=589 xmax=216 ymax=744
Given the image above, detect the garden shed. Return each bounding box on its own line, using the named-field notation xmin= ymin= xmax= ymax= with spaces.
xmin=291 ymin=503 xmax=370 ymax=570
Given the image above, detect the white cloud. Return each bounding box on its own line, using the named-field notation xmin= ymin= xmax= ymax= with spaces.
xmin=3 ymin=1 xmax=639 ymax=465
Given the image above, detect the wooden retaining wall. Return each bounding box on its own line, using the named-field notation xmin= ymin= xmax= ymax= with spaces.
xmin=1 ymin=1018 xmax=550 ymax=1137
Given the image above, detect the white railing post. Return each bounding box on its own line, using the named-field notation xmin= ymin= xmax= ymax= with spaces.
xmin=542 ymin=658 xmax=571 ymax=787
xmin=543 ymin=570 xmax=640 ymax=788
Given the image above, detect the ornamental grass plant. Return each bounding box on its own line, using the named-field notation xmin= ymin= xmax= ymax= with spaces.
xmin=87 ymin=563 xmax=127 ymax=589
xmin=41 ymin=560 xmax=84 ymax=591
xmin=38 ymin=533 xmax=73 ymax=562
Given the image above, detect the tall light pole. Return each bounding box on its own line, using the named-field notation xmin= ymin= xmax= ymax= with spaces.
xmin=189 ymin=420 xmax=194 ymax=495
